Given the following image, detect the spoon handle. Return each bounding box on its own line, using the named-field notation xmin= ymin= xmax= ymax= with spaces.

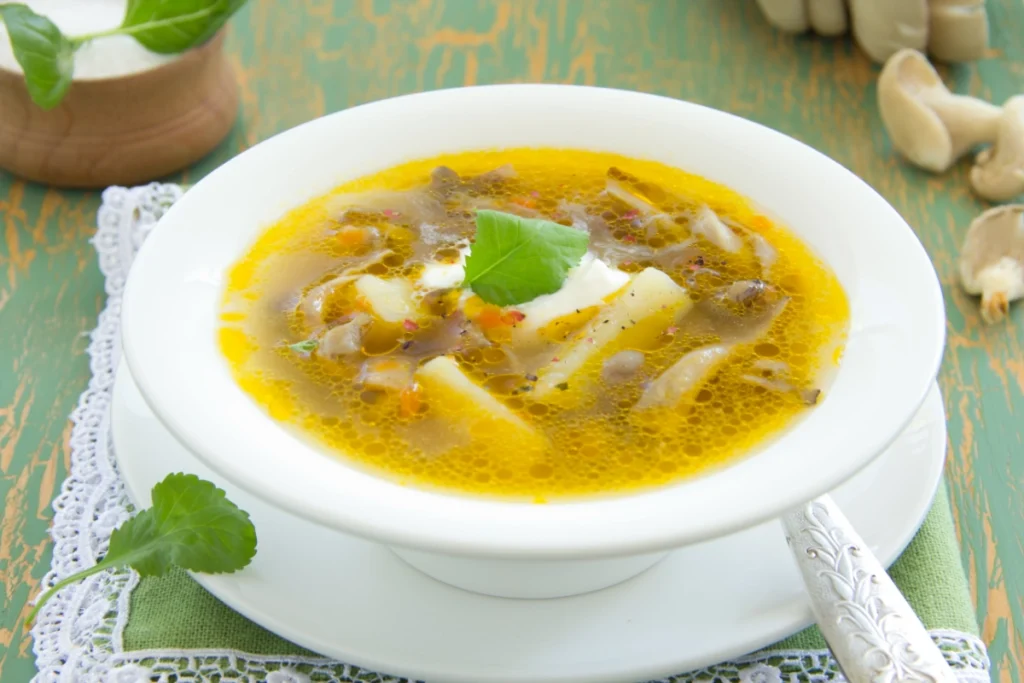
xmin=781 ymin=494 xmax=957 ymax=683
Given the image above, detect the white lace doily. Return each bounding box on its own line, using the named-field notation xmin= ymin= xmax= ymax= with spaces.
xmin=29 ymin=184 xmax=992 ymax=683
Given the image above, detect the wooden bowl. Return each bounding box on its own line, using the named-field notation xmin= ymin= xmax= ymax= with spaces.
xmin=0 ymin=31 xmax=238 ymax=188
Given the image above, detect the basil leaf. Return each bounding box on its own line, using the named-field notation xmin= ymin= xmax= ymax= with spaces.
xmin=121 ymin=0 xmax=247 ymax=54
xmin=464 ymin=210 xmax=589 ymax=307
xmin=0 ymin=4 xmax=75 ymax=110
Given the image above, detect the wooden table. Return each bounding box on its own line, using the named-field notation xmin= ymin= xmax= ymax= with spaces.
xmin=1 ymin=1 xmax=1022 ymax=680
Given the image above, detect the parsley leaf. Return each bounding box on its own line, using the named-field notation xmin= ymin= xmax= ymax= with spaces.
xmin=288 ymin=339 xmax=319 ymax=353
xmin=26 ymin=473 xmax=256 ymax=626
xmin=464 ymin=210 xmax=589 ymax=306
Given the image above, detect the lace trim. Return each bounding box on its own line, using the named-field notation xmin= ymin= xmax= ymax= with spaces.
xmin=29 ymin=183 xmax=991 ymax=683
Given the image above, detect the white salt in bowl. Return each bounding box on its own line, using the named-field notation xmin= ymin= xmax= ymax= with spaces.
xmin=121 ymin=85 xmax=944 ymax=598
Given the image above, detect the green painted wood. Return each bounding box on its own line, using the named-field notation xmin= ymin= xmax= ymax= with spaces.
xmin=1 ymin=1 xmax=1021 ymax=680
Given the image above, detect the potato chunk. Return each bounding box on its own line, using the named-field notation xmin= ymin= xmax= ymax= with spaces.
xmin=415 ymin=356 xmax=547 ymax=451
xmin=354 ymin=275 xmax=419 ymax=323
xmin=533 ymin=268 xmax=692 ymax=398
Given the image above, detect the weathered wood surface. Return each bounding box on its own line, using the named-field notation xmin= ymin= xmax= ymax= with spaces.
xmin=1 ymin=1 xmax=1021 ymax=680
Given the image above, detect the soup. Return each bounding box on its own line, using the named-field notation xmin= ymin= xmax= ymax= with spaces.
xmin=219 ymin=149 xmax=849 ymax=501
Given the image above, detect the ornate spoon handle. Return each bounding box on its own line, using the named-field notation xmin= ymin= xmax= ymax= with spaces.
xmin=781 ymin=495 xmax=957 ymax=683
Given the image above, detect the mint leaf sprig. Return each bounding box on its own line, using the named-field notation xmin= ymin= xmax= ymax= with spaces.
xmin=26 ymin=472 xmax=257 ymax=627
xmin=0 ymin=0 xmax=247 ymax=110
xmin=464 ymin=209 xmax=590 ymax=307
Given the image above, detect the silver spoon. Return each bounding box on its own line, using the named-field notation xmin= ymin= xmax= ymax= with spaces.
xmin=782 ymin=494 xmax=958 ymax=683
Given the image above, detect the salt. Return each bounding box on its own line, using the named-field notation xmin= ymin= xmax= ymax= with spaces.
xmin=0 ymin=0 xmax=175 ymax=80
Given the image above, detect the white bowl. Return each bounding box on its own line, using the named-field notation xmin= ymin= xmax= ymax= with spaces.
xmin=121 ymin=85 xmax=944 ymax=590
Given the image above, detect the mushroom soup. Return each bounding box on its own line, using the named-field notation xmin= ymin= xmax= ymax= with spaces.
xmin=219 ymin=150 xmax=849 ymax=500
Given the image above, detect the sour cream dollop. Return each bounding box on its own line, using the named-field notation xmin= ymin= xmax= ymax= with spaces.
xmin=417 ymin=249 xmax=630 ymax=330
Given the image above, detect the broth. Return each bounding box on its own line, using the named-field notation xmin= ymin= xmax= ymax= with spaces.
xmin=219 ymin=149 xmax=849 ymax=501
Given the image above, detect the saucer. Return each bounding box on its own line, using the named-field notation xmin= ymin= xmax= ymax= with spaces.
xmin=112 ymin=363 xmax=945 ymax=683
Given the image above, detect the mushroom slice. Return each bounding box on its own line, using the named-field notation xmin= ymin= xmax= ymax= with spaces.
xmin=533 ymin=268 xmax=692 ymax=398
xmin=604 ymin=167 xmax=679 ymax=234
xmin=359 ymin=357 xmax=416 ymax=391
xmin=927 ymin=0 xmax=989 ymax=63
xmin=970 ymin=96 xmax=1024 ymax=202
xmin=320 ymin=313 xmax=370 ymax=358
xmin=602 ymin=350 xmax=646 ymax=384
xmin=877 ymin=49 xmax=1001 ymax=172
xmin=415 ymin=356 xmax=547 ymax=451
xmin=958 ymin=204 xmax=1024 ymax=324
xmin=634 ymin=344 xmax=732 ymax=411
xmin=848 ymin=0 xmax=928 ymax=63
xmin=692 ymin=206 xmax=743 ymax=253
xmin=298 ymin=274 xmax=357 ymax=328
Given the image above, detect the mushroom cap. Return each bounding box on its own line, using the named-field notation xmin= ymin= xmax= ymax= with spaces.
xmin=960 ymin=205 xmax=1024 ymax=287
xmin=878 ymin=50 xmax=955 ymax=172
xmin=959 ymin=205 xmax=1024 ymax=322
xmin=927 ymin=0 xmax=990 ymax=63
xmin=970 ymin=96 xmax=1024 ymax=202
xmin=849 ymin=0 xmax=928 ymax=63
xmin=755 ymin=0 xmax=810 ymax=33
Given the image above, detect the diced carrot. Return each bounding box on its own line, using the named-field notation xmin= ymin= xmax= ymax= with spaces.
xmin=503 ymin=310 xmax=526 ymax=324
xmin=337 ymin=226 xmax=371 ymax=248
xmin=476 ymin=306 xmax=506 ymax=329
xmin=399 ymin=385 xmax=422 ymax=418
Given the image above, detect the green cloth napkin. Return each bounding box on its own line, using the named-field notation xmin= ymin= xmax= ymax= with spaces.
xmin=122 ymin=479 xmax=981 ymax=675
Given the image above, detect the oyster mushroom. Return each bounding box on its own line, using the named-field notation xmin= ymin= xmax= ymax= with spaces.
xmin=927 ymin=0 xmax=990 ymax=63
xmin=755 ymin=0 xmax=848 ymax=35
xmin=848 ymin=0 xmax=928 ymax=63
xmin=970 ymin=96 xmax=1024 ymax=202
xmin=958 ymin=205 xmax=1024 ymax=324
xmin=878 ymin=49 xmax=1002 ymax=172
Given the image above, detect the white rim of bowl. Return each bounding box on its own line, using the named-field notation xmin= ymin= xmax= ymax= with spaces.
xmin=121 ymin=84 xmax=946 ymax=560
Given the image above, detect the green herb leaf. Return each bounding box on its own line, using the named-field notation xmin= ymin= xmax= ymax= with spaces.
xmin=0 ymin=4 xmax=75 ymax=110
xmin=105 ymin=472 xmax=257 ymax=575
xmin=121 ymin=0 xmax=247 ymax=54
xmin=25 ymin=473 xmax=256 ymax=626
xmin=464 ymin=210 xmax=589 ymax=306
xmin=289 ymin=339 xmax=318 ymax=353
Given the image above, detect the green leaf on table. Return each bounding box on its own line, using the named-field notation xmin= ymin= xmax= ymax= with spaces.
xmin=0 ymin=4 xmax=75 ymax=110
xmin=25 ymin=472 xmax=256 ymax=626
xmin=104 ymin=472 xmax=257 ymax=576
xmin=121 ymin=0 xmax=248 ymax=54
xmin=464 ymin=209 xmax=590 ymax=307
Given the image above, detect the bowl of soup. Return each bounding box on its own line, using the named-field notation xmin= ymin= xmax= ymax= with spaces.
xmin=121 ymin=85 xmax=944 ymax=597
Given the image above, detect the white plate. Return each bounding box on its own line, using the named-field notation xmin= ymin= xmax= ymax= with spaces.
xmin=112 ymin=364 xmax=946 ymax=683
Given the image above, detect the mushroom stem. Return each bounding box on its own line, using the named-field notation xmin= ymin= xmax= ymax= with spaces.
xmin=976 ymin=259 xmax=1023 ymax=323
xmin=878 ymin=49 xmax=1003 ymax=172
xmin=927 ymin=0 xmax=990 ymax=63
xmin=981 ymin=291 xmax=1010 ymax=324
xmin=924 ymin=93 xmax=1002 ymax=160
xmin=970 ymin=96 xmax=1024 ymax=202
